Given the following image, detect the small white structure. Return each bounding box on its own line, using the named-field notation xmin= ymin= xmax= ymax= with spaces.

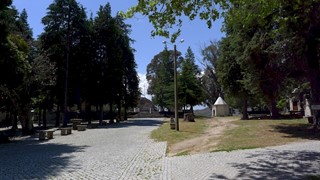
xmin=212 ymin=97 xmax=230 ymax=117
xmin=289 ymin=88 xmax=302 ymax=112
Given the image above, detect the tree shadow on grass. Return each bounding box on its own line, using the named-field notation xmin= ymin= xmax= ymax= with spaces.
xmin=271 ymin=123 xmax=320 ymax=140
xmin=0 ymin=137 xmax=88 ymax=179
xmin=210 ymin=149 xmax=320 ymax=180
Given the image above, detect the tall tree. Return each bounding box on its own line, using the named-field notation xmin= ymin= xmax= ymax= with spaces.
xmin=15 ymin=9 xmax=33 ymax=42
xmin=179 ymin=47 xmax=204 ymax=113
xmin=93 ymin=3 xmax=120 ymax=123
xmin=146 ymin=47 xmax=181 ymax=111
xmin=0 ymin=5 xmax=41 ymax=133
xmin=113 ymin=15 xmax=140 ymax=120
xmin=217 ymin=35 xmax=250 ymax=120
xmin=41 ymin=0 xmax=90 ymax=125
xmin=200 ymin=41 xmax=221 ymax=107
xmin=124 ymin=0 xmax=320 ymax=121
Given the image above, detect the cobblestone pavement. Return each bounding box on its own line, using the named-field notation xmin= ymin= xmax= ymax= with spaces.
xmin=0 ymin=118 xmax=320 ymax=180
xmin=167 ymin=141 xmax=320 ymax=180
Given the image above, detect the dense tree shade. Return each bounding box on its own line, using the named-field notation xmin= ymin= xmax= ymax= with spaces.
xmin=0 ymin=1 xmax=140 ymax=133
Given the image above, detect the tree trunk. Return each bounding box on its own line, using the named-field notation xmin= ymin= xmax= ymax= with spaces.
xmin=38 ymin=108 xmax=42 ymax=127
xmin=43 ymin=109 xmax=47 ymax=128
xmin=308 ymin=62 xmax=320 ymax=128
xmin=109 ymin=102 xmax=114 ymax=124
xmin=124 ymin=103 xmax=128 ymax=120
xmin=241 ymin=99 xmax=249 ymax=120
xmin=117 ymin=101 xmax=121 ymax=122
xmin=55 ymin=105 xmax=60 ymax=127
xmin=306 ymin=26 xmax=320 ymax=129
xmin=99 ymin=104 xmax=103 ymax=125
xmin=85 ymin=102 xmax=91 ymax=125
xmin=190 ymin=105 xmax=194 ymax=115
xmin=270 ymin=99 xmax=280 ymax=119
xmin=20 ymin=108 xmax=34 ymax=135
xmin=12 ymin=113 xmax=18 ymax=130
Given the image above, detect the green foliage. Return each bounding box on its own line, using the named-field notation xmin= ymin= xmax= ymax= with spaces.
xmin=200 ymin=41 xmax=221 ymax=107
xmin=40 ymin=1 xmax=140 ymax=123
xmin=41 ymin=0 xmax=90 ymax=110
xmin=216 ymin=1 xmax=320 ymax=118
xmin=124 ymin=1 xmax=320 ymax=119
xmin=0 ymin=3 xmax=41 ymax=133
xmin=217 ymin=34 xmax=248 ymax=99
xmin=92 ymin=4 xmax=140 ymax=114
xmin=0 ymin=1 xmax=140 ymax=131
xmin=147 ymin=46 xmax=204 ymax=111
xmin=121 ymin=0 xmax=220 ymax=42
xmin=147 ymin=47 xmax=177 ymax=110
xmin=179 ymin=47 xmax=204 ymax=111
xmin=276 ymin=98 xmax=288 ymax=111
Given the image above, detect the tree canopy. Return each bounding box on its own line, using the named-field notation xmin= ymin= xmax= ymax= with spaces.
xmin=125 ymin=0 xmax=320 ymax=121
xmin=0 ymin=1 xmax=140 ymax=133
xmin=121 ymin=0 xmax=221 ymax=42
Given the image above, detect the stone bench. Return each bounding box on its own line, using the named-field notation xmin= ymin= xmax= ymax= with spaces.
xmin=37 ymin=129 xmax=56 ymax=140
xmin=77 ymin=125 xmax=87 ymax=131
xmin=71 ymin=119 xmax=82 ymax=130
xmin=60 ymin=127 xmax=72 ymax=135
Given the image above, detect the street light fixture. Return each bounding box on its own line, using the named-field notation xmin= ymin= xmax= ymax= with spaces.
xmin=163 ymin=39 xmax=184 ymax=131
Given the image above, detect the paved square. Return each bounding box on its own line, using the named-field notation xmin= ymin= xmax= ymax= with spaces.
xmin=0 ymin=118 xmax=319 ymax=179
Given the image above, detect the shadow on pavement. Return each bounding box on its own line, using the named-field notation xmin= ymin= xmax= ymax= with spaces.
xmin=210 ymin=149 xmax=320 ymax=180
xmin=91 ymin=118 xmax=164 ymax=129
xmin=0 ymin=137 xmax=88 ymax=179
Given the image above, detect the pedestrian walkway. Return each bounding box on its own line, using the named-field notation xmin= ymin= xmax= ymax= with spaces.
xmin=0 ymin=118 xmax=319 ymax=179
xmin=167 ymin=141 xmax=320 ymax=179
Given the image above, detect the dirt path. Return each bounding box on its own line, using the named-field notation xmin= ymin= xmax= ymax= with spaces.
xmin=168 ymin=117 xmax=238 ymax=156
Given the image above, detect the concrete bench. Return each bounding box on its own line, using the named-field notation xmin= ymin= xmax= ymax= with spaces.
xmin=77 ymin=125 xmax=87 ymax=131
xmin=38 ymin=129 xmax=55 ymax=140
xmin=71 ymin=119 xmax=82 ymax=130
xmin=60 ymin=127 xmax=72 ymax=135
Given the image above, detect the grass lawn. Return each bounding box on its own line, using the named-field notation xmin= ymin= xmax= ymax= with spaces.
xmin=150 ymin=118 xmax=208 ymax=148
xmin=151 ymin=116 xmax=319 ymax=153
xmin=215 ymin=118 xmax=318 ymax=152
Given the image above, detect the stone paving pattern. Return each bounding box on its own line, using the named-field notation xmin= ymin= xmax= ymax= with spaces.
xmin=0 ymin=118 xmax=319 ymax=179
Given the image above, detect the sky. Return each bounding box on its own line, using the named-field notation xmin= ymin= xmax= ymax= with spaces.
xmin=12 ymin=0 xmax=225 ymax=101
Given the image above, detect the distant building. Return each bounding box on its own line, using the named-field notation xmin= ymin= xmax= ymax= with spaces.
xmin=212 ymin=97 xmax=230 ymax=117
xmin=289 ymin=88 xmax=312 ymax=117
xmin=135 ymin=97 xmax=156 ymax=113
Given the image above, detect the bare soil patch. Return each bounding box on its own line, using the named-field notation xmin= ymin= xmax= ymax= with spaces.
xmin=168 ymin=116 xmax=238 ymax=156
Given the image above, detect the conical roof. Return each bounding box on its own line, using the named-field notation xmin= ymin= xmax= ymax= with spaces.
xmin=214 ymin=97 xmax=227 ymax=105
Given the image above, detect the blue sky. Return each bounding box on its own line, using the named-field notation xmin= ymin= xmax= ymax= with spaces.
xmin=12 ymin=0 xmax=224 ymax=99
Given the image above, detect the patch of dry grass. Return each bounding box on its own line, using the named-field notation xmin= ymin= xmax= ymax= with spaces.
xmin=150 ymin=118 xmax=208 ymax=147
xmin=215 ymin=118 xmax=318 ymax=152
xmin=151 ymin=116 xmax=319 ymax=154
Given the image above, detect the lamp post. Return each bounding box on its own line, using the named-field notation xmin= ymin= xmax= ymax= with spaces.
xmin=163 ymin=39 xmax=184 ymax=131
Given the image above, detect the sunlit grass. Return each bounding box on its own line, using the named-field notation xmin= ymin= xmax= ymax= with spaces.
xmin=150 ymin=117 xmax=208 ymax=147
xmin=151 ymin=116 xmax=317 ymax=154
xmin=215 ymin=118 xmax=314 ymax=152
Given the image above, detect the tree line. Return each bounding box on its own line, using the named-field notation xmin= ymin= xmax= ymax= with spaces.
xmin=125 ymin=0 xmax=320 ymax=122
xmin=146 ymin=46 xmax=206 ymax=114
xmin=0 ymin=0 xmax=139 ymax=134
